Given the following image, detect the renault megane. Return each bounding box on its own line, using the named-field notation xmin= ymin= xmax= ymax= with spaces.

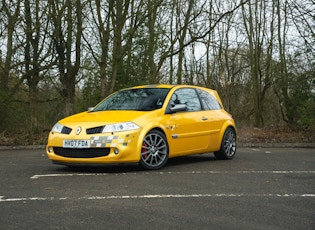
xmin=46 ymin=84 xmax=236 ymax=170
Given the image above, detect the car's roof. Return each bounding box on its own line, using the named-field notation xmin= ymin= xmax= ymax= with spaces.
xmin=130 ymin=84 xmax=216 ymax=92
xmin=131 ymin=84 xmax=174 ymax=89
xmin=129 ymin=84 xmax=222 ymax=106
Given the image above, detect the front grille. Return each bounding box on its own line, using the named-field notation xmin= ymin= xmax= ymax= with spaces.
xmin=61 ymin=126 xmax=72 ymax=134
xmin=53 ymin=147 xmax=110 ymax=158
xmin=86 ymin=126 xmax=105 ymax=134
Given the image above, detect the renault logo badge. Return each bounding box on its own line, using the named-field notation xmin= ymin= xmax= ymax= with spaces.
xmin=75 ymin=126 xmax=82 ymax=135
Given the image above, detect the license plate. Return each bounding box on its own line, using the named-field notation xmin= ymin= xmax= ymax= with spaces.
xmin=63 ymin=140 xmax=90 ymax=148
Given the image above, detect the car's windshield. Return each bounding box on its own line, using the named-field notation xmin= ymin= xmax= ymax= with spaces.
xmin=93 ymin=88 xmax=170 ymax=111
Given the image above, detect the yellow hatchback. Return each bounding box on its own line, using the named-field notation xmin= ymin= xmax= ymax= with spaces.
xmin=46 ymin=84 xmax=236 ymax=169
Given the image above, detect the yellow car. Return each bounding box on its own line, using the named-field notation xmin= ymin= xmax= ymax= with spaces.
xmin=46 ymin=84 xmax=236 ymax=170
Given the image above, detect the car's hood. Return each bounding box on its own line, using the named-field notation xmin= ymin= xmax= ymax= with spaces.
xmin=59 ymin=110 xmax=152 ymax=125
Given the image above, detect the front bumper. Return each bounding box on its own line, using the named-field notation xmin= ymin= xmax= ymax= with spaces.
xmin=46 ymin=130 xmax=141 ymax=165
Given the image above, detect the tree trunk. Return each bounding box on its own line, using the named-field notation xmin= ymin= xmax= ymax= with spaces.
xmin=276 ymin=0 xmax=289 ymax=122
xmin=242 ymin=0 xmax=263 ymax=127
xmin=147 ymin=0 xmax=158 ymax=83
xmin=50 ymin=0 xmax=82 ymax=116
xmin=110 ymin=0 xmax=130 ymax=93
xmin=176 ymin=0 xmax=194 ymax=84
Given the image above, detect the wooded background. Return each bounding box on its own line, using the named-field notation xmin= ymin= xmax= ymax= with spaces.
xmin=0 ymin=0 xmax=314 ymax=140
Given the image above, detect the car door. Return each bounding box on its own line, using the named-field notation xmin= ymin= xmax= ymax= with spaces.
xmin=165 ymin=88 xmax=211 ymax=156
xmin=196 ymin=88 xmax=227 ymax=151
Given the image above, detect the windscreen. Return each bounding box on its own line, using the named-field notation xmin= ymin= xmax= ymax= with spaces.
xmin=93 ymin=88 xmax=170 ymax=111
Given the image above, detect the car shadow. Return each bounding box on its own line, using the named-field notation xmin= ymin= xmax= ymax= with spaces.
xmin=167 ymin=153 xmax=216 ymax=167
xmin=52 ymin=153 xmax=217 ymax=174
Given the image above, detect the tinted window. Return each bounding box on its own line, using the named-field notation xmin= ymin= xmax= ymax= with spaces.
xmin=169 ymin=88 xmax=201 ymax=112
xmin=93 ymin=88 xmax=169 ymax=111
xmin=197 ymin=89 xmax=221 ymax=110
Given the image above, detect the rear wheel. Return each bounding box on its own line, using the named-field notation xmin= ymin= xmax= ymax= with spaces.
xmin=214 ymin=127 xmax=236 ymax=160
xmin=140 ymin=130 xmax=169 ymax=170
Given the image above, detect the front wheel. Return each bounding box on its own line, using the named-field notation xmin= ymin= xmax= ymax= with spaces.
xmin=214 ymin=127 xmax=236 ymax=160
xmin=139 ymin=130 xmax=169 ymax=170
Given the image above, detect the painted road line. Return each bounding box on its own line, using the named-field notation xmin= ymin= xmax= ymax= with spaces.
xmin=1 ymin=193 xmax=315 ymax=203
xmin=30 ymin=173 xmax=109 ymax=179
xmin=30 ymin=170 xmax=315 ymax=179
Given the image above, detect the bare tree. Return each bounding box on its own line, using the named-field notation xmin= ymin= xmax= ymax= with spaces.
xmin=83 ymin=0 xmax=112 ymax=98
xmin=109 ymin=0 xmax=130 ymax=93
xmin=146 ymin=0 xmax=161 ymax=83
xmin=49 ymin=0 xmax=83 ymax=116
xmin=0 ymin=0 xmax=314 ymax=138
xmin=23 ymin=0 xmax=53 ymax=132
xmin=175 ymin=0 xmax=195 ymax=84
xmin=0 ymin=0 xmax=21 ymax=91
xmin=0 ymin=0 xmax=22 ymax=131
xmin=241 ymin=0 xmax=275 ymax=127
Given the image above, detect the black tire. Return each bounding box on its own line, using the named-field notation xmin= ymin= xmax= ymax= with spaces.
xmin=139 ymin=130 xmax=169 ymax=170
xmin=214 ymin=127 xmax=236 ymax=160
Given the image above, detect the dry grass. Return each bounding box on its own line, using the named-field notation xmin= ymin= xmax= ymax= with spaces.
xmin=237 ymin=126 xmax=314 ymax=143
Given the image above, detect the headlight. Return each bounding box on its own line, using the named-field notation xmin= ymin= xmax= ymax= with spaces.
xmin=51 ymin=122 xmax=64 ymax=133
xmin=102 ymin=122 xmax=140 ymax=133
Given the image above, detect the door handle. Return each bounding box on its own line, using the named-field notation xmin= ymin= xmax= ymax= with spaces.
xmin=201 ymin=117 xmax=208 ymax=121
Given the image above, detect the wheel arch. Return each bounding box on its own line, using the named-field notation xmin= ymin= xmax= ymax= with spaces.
xmin=148 ymin=127 xmax=167 ymax=136
xmin=217 ymin=121 xmax=237 ymax=148
xmin=214 ymin=125 xmax=237 ymax=160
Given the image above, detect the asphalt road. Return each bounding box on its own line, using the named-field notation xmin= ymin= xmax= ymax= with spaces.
xmin=0 ymin=147 xmax=314 ymax=230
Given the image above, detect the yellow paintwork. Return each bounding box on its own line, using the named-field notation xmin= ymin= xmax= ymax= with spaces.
xmin=46 ymin=84 xmax=236 ymax=165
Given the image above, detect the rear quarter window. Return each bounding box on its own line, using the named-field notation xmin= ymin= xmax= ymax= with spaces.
xmin=197 ymin=89 xmax=222 ymax=110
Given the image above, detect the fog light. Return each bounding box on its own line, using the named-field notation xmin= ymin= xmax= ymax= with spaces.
xmin=48 ymin=147 xmax=53 ymax=153
xmin=114 ymin=148 xmax=119 ymax=155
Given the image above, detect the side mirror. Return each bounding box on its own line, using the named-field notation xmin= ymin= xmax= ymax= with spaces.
xmin=88 ymin=107 xmax=94 ymax=112
xmin=170 ymin=104 xmax=187 ymax=113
